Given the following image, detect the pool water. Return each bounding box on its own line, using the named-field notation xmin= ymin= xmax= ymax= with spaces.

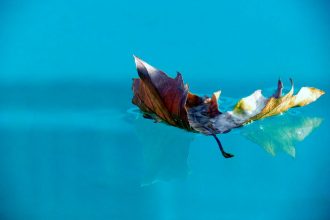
xmin=0 ymin=0 xmax=329 ymax=219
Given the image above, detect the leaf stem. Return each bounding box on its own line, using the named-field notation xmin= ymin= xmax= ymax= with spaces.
xmin=211 ymin=134 xmax=234 ymax=158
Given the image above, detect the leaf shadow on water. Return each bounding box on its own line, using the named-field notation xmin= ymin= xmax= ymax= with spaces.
xmin=241 ymin=113 xmax=323 ymax=158
xmin=127 ymin=108 xmax=323 ymax=185
xmin=127 ymin=108 xmax=195 ymax=186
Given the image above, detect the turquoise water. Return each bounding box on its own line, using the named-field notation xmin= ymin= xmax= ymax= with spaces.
xmin=1 ymin=0 xmax=330 ymax=219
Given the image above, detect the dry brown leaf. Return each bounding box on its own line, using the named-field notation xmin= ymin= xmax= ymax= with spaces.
xmin=132 ymin=57 xmax=325 ymax=158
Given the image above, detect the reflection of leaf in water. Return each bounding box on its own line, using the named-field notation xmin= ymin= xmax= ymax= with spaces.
xmin=241 ymin=114 xmax=323 ymax=157
xmin=130 ymin=112 xmax=194 ymax=186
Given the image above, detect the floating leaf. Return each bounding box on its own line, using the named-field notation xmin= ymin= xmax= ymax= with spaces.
xmin=132 ymin=56 xmax=325 ymax=158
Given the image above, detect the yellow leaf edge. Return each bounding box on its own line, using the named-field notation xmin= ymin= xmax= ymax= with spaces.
xmin=232 ymin=79 xmax=325 ymax=125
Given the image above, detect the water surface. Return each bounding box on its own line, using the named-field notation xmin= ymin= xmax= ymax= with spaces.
xmin=0 ymin=0 xmax=329 ymax=219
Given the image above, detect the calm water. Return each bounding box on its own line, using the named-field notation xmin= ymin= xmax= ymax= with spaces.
xmin=0 ymin=0 xmax=330 ymax=219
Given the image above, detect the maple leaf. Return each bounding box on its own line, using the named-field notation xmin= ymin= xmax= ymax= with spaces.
xmin=132 ymin=56 xmax=325 ymax=158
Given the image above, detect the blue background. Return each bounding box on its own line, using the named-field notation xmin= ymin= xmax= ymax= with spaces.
xmin=0 ymin=0 xmax=329 ymax=219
